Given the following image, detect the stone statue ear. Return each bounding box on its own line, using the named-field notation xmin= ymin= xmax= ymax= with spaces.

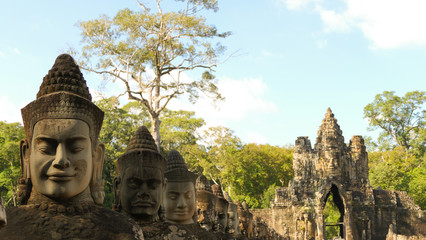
xmin=90 ymin=141 xmax=105 ymax=205
xmin=112 ymin=176 xmax=121 ymax=211
xmin=19 ymin=139 xmax=30 ymax=179
xmin=17 ymin=139 xmax=32 ymax=205
xmin=163 ymin=177 xmax=168 ymax=193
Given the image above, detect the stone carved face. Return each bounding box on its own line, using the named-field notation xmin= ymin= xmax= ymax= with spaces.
xmin=216 ymin=199 xmax=229 ymax=231
xmin=164 ymin=181 xmax=196 ymax=224
xmin=30 ymin=119 xmax=95 ymax=200
xmin=226 ymin=203 xmax=239 ymax=234
xmin=119 ymin=166 xmax=165 ymax=218
xmin=197 ymin=200 xmax=216 ymax=231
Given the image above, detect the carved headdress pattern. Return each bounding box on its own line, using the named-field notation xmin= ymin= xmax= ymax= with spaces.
xmin=196 ymin=175 xmax=213 ymax=193
xmin=116 ymin=126 xmax=166 ymax=174
xmin=212 ymin=184 xmax=225 ymax=199
xmin=212 ymin=184 xmax=228 ymax=211
xmin=196 ymin=175 xmax=216 ymax=204
xmin=165 ymin=150 xmax=197 ymax=182
xmin=21 ymin=54 xmax=104 ymax=141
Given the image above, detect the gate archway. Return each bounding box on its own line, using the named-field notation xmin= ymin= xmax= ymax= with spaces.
xmin=323 ymin=184 xmax=345 ymax=239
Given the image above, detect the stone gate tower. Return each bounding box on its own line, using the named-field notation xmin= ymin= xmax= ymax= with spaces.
xmin=257 ymin=108 xmax=425 ymax=240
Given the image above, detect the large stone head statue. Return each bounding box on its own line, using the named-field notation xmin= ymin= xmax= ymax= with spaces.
xmin=163 ymin=150 xmax=197 ymax=225
xmin=18 ymin=54 xmax=105 ymax=205
xmin=195 ymin=174 xmax=217 ymax=231
xmin=114 ymin=126 xmax=167 ymax=223
xmin=211 ymin=184 xmax=229 ymax=232
xmin=223 ymin=191 xmax=240 ymax=235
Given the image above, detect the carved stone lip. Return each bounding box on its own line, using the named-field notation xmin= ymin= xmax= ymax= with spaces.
xmin=131 ymin=201 xmax=154 ymax=207
xmin=47 ymin=172 xmax=76 ymax=181
xmin=173 ymin=211 xmax=188 ymax=215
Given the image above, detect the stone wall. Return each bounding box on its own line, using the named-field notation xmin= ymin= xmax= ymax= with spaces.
xmin=255 ymin=109 xmax=426 ymax=240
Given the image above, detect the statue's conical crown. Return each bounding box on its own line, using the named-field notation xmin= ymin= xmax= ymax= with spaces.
xmin=165 ymin=150 xmax=196 ymax=182
xmin=126 ymin=126 xmax=158 ymax=153
xmin=166 ymin=150 xmax=188 ymax=171
xmin=196 ymin=175 xmax=212 ymax=193
xmin=36 ymin=54 xmax=91 ymax=100
xmin=117 ymin=126 xmax=166 ymax=173
xmin=212 ymin=184 xmax=225 ymax=199
xmin=21 ymin=54 xmax=104 ymax=140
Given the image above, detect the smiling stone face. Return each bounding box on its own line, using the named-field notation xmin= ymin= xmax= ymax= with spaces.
xmin=30 ymin=119 xmax=93 ymax=200
xmin=164 ymin=181 xmax=196 ymax=224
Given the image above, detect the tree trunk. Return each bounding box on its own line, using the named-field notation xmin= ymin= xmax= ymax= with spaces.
xmin=150 ymin=114 xmax=161 ymax=152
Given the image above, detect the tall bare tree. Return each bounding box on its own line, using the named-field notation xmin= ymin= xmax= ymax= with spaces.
xmin=72 ymin=0 xmax=230 ymax=150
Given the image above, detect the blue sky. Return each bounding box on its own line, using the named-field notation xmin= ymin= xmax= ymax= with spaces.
xmin=1 ymin=0 xmax=425 ymax=146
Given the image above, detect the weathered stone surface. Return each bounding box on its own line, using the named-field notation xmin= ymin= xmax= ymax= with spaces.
xmin=196 ymin=174 xmax=218 ymax=231
xmin=139 ymin=221 xmax=219 ymax=240
xmin=114 ymin=126 xmax=167 ymax=224
xmin=1 ymin=202 xmax=143 ymax=239
xmin=164 ymin=150 xmax=198 ymax=225
xmin=236 ymin=200 xmax=256 ymax=238
xmin=223 ymin=191 xmax=242 ymax=236
xmin=257 ymin=108 xmax=425 ymax=240
xmin=386 ymin=224 xmax=425 ymax=240
xmin=212 ymin=184 xmax=229 ymax=232
xmin=0 ymin=54 xmax=143 ymax=239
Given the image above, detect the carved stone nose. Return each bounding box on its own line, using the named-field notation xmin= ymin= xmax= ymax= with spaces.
xmin=52 ymin=144 xmax=70 ymax=169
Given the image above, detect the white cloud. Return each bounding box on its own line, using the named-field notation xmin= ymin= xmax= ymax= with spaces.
xmin=284 ymin=0 xmax=426 ymax=49
xmin=315 ymin=5 xmax=352 ymax=33
xmin=0 ymin=96 xmax=23 ymax=123
xmin=168 ymin=76 xmax=278 ymax=128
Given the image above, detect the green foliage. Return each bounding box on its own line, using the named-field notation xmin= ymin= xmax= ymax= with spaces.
xmin=226 ymin=144 xmax=293 ymax=208
xmin=182 ymin=126 xmax=294 ymax=209
xmin=364 ymin=90 xmax=425 ymax=154
xmin=324 ymin=194 xmax=341 ymax=239
xmin=369 ymin=147 xmax=425 ymax=209
xmin=408 ymin=164 xmax=426 ymax=209
xmin=0 ymin=121 xmax=25 ymax=206
xmin=159 ymin=109 xmax=205 ymax=154
xmin=260 ymin=184 xmax=277 ymax=209
xmin=365 ymin=90 xmax=425 ymax=209
xmin=72 ymin=0 xmax=230 ymax=149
